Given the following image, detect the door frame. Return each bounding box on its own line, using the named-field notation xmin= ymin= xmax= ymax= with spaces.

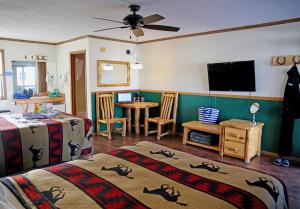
xmin=70 ymin=50 xmax=86 ymax=116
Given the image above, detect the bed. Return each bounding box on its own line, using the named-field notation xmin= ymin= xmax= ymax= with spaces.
xmin=0 ymin=112 xmax=93 ymax=177
xmin=0 ymin=141 xmax=288 ymax=209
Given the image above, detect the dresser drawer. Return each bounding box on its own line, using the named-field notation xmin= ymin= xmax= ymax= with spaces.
xmin=224 ymin=140 xmax=245 ymax=158
xmin=225 ymin=127 xmax=246 ymax=143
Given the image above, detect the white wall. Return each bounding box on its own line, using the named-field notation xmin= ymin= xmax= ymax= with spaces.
xmin=56 ymin=38 xmax=89 ymax=114
xmin=0 ymin=40 xmax=56 ymax=112
xmin=88 ymin=38 xmax=138 ymax=92
xmin=87 ymin=38 xmax=137 ymax=118
xmin=56 ymin=37 xmax=138 ymax=118
xmin=139 ymin=22 xmax=300 ymax=98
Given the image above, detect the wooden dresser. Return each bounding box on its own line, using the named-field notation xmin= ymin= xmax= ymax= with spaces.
xmin=220 ymin=119 xmax=264 ymax=163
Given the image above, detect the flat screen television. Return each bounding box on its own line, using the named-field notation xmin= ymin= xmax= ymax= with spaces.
xmin=207 ymin=60 xmax=256 ymax=92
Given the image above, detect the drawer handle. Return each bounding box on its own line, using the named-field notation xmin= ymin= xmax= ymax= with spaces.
xmin=228 ymin=133 xmax=243 ymax=139
xmin=228 ymin=147 xmax=238 ymax=153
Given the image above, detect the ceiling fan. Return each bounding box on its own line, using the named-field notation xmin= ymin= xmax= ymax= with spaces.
xmin=93 ymin=4 xmax=180 ymax=37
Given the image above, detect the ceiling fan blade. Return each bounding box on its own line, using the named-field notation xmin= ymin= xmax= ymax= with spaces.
xmin=94 ymin=26 xmax=128 ymax=32
xmin=143 ymin=24 xmax=180 ymax=32
xmin=141 ymin=14 xmax=165 ymax=24
xmin=93 ymin=17 xmax=123 ymax=24
xmin=132 ymin=28 xmax=144 ymax=37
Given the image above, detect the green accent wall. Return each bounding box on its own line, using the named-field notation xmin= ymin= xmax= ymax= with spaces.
xmin=91 ymin=91 xmax=300 ymax=156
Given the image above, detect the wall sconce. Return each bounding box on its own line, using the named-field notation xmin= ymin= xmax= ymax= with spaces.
xmin=25 ymin=55 xmax=48 ymax=61
xmin=131 ymin=63 xmax=143 ymax=70
xmin=45 ymin=73 xmax=54 ymax=83
xmin=102 ymin=64 xmax=114 ymax=71
xmin=132 ymin=43 xmax=143 ymax=69
xmin=59 ymin=72 xmax=69 ymax=83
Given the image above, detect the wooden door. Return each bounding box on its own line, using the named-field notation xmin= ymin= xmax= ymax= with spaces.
xmin=70 ymin=51 xmax=86 ymax=117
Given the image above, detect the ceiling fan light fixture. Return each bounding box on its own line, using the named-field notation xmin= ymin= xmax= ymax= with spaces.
xmin=132 ymin=63 xmax=143 ymax=70
xmin=102 ymin=64 xmax=114 ymax=71
xmin=93 ymin=5 xmax=180 ymax=38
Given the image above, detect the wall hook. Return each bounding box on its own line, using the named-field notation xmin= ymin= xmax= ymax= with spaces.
xmin=276 ymin=57 xmax=286 ymax=65
xmin=292 ymin=56 xmax=300 ymax=65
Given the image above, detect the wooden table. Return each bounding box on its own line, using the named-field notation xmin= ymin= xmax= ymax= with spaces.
xmin=15 ymin=96 xmax=65 ymax=112
xmin=182 ymin=121 xmax=224 ymax=156
xmin=117 ymin=102 xmax=159 ymax=134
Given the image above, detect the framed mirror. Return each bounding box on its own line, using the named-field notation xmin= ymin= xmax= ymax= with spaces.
xmin=97 ymin=60 xmax=130 ymax=87
xmin=12 ymin=61 xmax=48 ymax=94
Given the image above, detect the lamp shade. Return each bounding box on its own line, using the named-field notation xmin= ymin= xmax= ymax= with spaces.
xmin=131 ymin=63 xmax=143 ymax=70
xmin=102 ymin=64 xmax=114 ymax=71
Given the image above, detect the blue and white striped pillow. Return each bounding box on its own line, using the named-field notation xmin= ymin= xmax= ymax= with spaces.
xmin=198 ymin=107 xmax=220 ymax=124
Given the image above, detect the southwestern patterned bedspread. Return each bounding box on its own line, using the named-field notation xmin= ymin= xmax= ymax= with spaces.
xmin=0 ymin=112 xmax=93 ymax=177
xmin=0 ymin=141 xmax=288 ymax=209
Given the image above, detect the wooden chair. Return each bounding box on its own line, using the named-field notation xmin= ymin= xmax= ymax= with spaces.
xmin=145 ymin=92 xmax=178 ymax=139
xmin=96 ymin=93 xmax=126 ymax=139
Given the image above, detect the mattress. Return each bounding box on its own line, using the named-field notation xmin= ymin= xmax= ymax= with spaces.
xmin=0 ymin=112 xmax=93 ymax=177
xmin=0 ymin=141 xmax=288 ymax=209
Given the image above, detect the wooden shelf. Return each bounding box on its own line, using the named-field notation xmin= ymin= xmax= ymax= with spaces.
xmin=182 ymin=121 xmax=224 ymax=155
xmin=185 ymin=140 xmax=220 ymax=151
xmin=15 ymin=96 xmax=65 ymax=104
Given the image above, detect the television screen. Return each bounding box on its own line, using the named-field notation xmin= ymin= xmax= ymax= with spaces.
xmin=207 ymin=60 xmax=256 ymax=91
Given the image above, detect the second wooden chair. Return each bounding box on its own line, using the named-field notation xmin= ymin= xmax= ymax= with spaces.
xmin=145 ymin=92 xmax=178 ymax=139
xmin=96 ymin=93 xmax=126 ymax=140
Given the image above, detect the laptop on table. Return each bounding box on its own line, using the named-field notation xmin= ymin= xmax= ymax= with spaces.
xmin=117 ymin=93 xmax=132 ymax=103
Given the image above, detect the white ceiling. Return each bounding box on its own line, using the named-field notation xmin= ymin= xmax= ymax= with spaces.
xmin=0 ymin=0 xmax=299 ymax=43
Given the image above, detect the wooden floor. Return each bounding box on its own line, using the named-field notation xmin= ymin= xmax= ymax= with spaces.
xmin=93 ymin=133 xmax=300 ymax=209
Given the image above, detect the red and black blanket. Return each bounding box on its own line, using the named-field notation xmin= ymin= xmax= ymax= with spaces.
xmin=0 ymin=112 xmax=93 ymax=177
xmin=0 ymin=141 xmax=288 ymax=209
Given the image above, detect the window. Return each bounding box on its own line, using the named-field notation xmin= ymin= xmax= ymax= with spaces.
xmin=0 ymin=50 xmax=6 ymax=99
xmin=12 ymin=61 xmax=37 ymax=93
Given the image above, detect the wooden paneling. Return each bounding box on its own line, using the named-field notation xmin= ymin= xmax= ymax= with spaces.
xmin=139 ymin=89 xmax=284 ymax=101
xmin=0 ymin=37 xmax=56 ymax=45
xmin=92 ymin=89 xmax=284 ymax=102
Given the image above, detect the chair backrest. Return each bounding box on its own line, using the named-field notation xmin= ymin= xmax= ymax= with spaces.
xmin=97 ymin=93 xmax=114 ymax=120
xmin=160 ymin=92 xmax=178 ymax=120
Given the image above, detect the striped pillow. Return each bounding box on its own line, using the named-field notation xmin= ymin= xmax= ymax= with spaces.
xmin=198 ymin=107 xmax=220 ymax=124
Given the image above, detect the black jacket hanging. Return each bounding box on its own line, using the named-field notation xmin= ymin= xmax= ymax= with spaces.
xmin=278 ymin=64 xmax=300 ymax=157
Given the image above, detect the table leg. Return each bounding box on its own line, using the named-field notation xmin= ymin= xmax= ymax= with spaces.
xmin=135 ymin=108 xmax=140 ymax=134
xmin=219 ymin=134 xmax=224 ymax=156
xmin=145 ymin=107 xmax=149 ymax=118
xmin=183 ymin=127 xmax=189 ymax=144
xmin=127 ymin=108 xmax=132 ymax=132
xmin=24 ymin=104 xmax=29 ymax=113
xmin=257 ymin=128 xmax=262 ymax=157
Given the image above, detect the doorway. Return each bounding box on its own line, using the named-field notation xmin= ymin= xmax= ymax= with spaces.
xmin=70 ymin=51 xmax=86 ymax=117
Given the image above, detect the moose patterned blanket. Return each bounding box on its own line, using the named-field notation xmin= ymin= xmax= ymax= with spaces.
xmin=0 ymin=112 xmax=93 ymax=177
xmin=0 ymin=141 xmax=288 ymax=209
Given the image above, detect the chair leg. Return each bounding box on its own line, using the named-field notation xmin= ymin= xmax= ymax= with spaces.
xmin=145 ymin=119 xmax=149 ymax=136
xmin=172 ymin=122 xmax=176 ymax=136
xmin=157 ymin=123 xmax=162 ymax=140
xmin=107 ymin=123 xmax=112 ymax=140
xmin=96 ymin=122 xmax=100 ymax=136
xmin=122 ymin=120 xmax=126 ymax=137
